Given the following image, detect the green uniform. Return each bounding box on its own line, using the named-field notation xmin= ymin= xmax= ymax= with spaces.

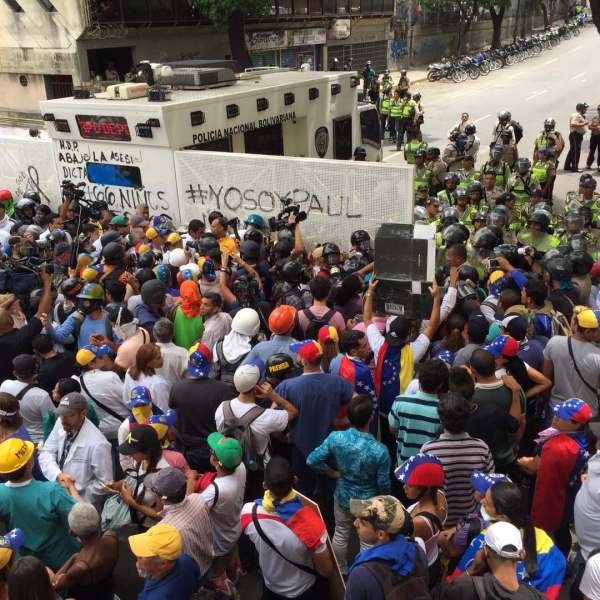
xmin=510 ymin=174 xmax=540 ymax=208
xmin=482 ymin=160 xmax=511 ymax=189
xmin=414 ymin=165 xmax=432 ymax=192
xmin=0 ymin=480 xmax=79 ymax=571
xmin=565 ymin=192 xmax=600 ymax=221
xmin=458 ymin=168 xmax=482 ymax=190
xmin=389 ymin=100 xmax=402 ymax=119
xmin=437 ymin=189 xmax=455 ymax=206
xmin=379 ymin=94 xmax=391 ymax=116
xmin=517 ymin=229 xmax=560 ymax=253
xmin=457 ymin=206 xmax=477 ymax=230
xmin=404 ymin=141 xmax=428 ymax=165
xmin=531 ymin=160 xmax=551 ymax=185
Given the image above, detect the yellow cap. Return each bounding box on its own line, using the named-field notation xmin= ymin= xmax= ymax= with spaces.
xmin=0 ymin=439 xmax=34 ymax=474
xmin=81 ymin=267 xmax=99 ymax=283
xmin=138 ymin=243 xmax=150 ymax=255
xmin=128 ymin=523 xmax=181 ymax=560
xmin=146 ymin=227 xmax=158 ymax=240
xmin=0 ymin=548 xmax=12 ymax=570
xmin=166 ymin=232 xmax=181 ymax=244
xmin=489 ymin=270 xmax=505 ymax=284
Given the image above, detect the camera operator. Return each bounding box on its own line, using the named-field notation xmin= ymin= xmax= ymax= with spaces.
xmin=40 ymin=215 xmax=72 ymax=245
xmin=0 ymin=270 xmax=52 ymax=381
xmin=182 ymin=219 xmax=206 ymax=248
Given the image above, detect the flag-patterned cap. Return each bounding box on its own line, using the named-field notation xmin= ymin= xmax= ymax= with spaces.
xmin=483 ymin=335 xmax=520 ymax=358
xmin=552 ymin=398 xmax=592 ymax=424
xmin=470 ymin=470 xmax=509 ymax=495
xmin=394 ymin=453 xmax=445 ymax=487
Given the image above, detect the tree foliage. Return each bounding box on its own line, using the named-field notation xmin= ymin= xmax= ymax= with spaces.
xmin=191 ymin=0 xmax=271 ymax=26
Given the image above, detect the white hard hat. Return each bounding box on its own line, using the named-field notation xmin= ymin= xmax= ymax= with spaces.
xmin=179 ymin=262 xmax=200 ymax=277
xmin=231 ymin=307 xmax=260 ymax=337
xmin=168 ymin=248 xmax=187 ymax=268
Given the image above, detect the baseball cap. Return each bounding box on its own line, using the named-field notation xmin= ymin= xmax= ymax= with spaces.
xmin=0 ymin=529 xmax=24 ymax=569
xmin=467 ymin=312 xmax=490 ymax=344
xmin=289 ymin=339 xmax=323 ymax=362
xmin=470 ymin=471 xmax=509 ymax=495
xmin=12 ymin=354 xmax=36 ymax=378
xmin=54 ymin=242 xmax=71 ymax=257
xmin=318 ymin=325 xmax=339 ymax=344
xmin=552 ymin=398 xmax=592 ymax=424
xmin=149 ymin=467 xmax=186 ymax=499
xmin=488 ymin=270 xmax=507 ymax=295
xmin=576 ymin=308 xmax=600 ymax=329
xmin=110 ymin=215 xmax=129 ymax=227
xmin=385 ymin=316 xmax=411 ymax=348
xmin=233 ymin=361 xmax=264 ymax=393
xmin=187 ymin=343 xmax=212 ymax=378
xmin=394 ymin=453 xmax=445 ymax=487
xmin=500 ymin=315 xmax=528 ymax=341
xmin=166 ymin=232 xmax=181 ymax=244
xmin=483 ymin=335 xmax=520 ymax=359
xmin=56 ymin=392 xmax=88 ymax=416
xmin=202 ymin=259 xmax=216 ymax=282
xmin=129 ymin=523 xmax=181 ymax=561
xmin=0 ymin=439 xmax=34 ymax=474
xmin=76 ymin=344 xmax=111 ymax=367
xmin=484 ymin=521 xmax=523 ymax=559
xmin=118 ymin=425 xmax=159 ymax=455
xmin=207 ymin=432 xmax=243 ymax=469
xmin=349 ymin=495 xmax=408 ymax=534
xmin=128 ymin=386 xmax=153 ymax=409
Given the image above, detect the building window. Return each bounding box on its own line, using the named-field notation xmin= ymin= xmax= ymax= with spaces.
xmin=336 ymin=0 xmax=348 ymax=13
xmin=294 ymin=0 xmax=308 ymax=14
xmin=3 ymin=0 xmax=23 ymax=12
xmin=349 ymin=0 xmax=360 ymax=12
xmin=309 ymin=0 xmax=322 ymax=13
xmin=37 ymin=0 xmax=56 ymax=10
xmin=278 ymin=0 xmax=292 ymax=15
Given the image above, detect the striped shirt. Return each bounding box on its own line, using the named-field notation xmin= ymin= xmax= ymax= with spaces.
xmin=421 ymin=432 xmax=494 ymax=527
xmin=388 ymin=391 xmax=441 ymax=466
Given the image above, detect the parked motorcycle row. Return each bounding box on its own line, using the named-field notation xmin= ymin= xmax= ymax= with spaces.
xmin=427 ymin=17 xmax=585 ymax=83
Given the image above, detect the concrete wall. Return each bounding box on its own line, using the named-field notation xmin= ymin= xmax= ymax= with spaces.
xmin=0 ymin=72 xmax=46 ymax=113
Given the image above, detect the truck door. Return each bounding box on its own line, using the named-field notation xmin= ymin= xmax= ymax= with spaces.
xmin=333 ymin=116 xmax=352 ymax=160
xmin=358 ymin=105 xmax=382 ymax=162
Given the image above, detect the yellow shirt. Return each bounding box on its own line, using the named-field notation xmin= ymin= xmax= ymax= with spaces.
xmin=218 ymin=236 xmax=238 ymax=254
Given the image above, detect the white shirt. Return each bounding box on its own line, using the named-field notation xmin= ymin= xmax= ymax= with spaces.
xmin=215 ymin=398 xmax=288 ymax=463
xmin=0 ymin=380 xmax=55 ymax=444
xmin=201 ymin=312 xmax=233 ymax=351
xmin=39 ymin=418 xmax=113 ymax=507
xmin=580 ymin=552 xmax=600 ymax=600
xmin=366 ymin=324 xmax=430 ymax=366
xmin=201 ymin=463 xmax=247 ymax=556
xmin=123 ymin=371 xmax=171 ymax=413
xmin=241 ymin=501 xmax=328 ymax=597
xmin=155 ymin=342 xmax=188 ymax=385
xmin=575 ymin=452 xmax=600 ymax=560
xmin=76 ymin=370 xmax=128 ymax=439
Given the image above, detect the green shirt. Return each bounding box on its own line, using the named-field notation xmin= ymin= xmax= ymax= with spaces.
xmin=0 ymin=479 xmax=79 ymax=570
xmin=173 ymin=306 xmax=204 ymax=350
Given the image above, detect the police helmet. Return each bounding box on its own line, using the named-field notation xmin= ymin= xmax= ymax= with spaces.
xmin=351 ymin=229 xmax=371 ymax=248
xmin=532 ymin=202 xmax=553 ymax=214
xmin=15 ymin=198 xmax=36 ymax=215
xmin=442 ymin=224 xmax=470 ymax=245
xmin=455 ymin=133 xmax=468 ymax=146
xmin=244 ymin=228 xmax=263 ymax=245
xmin=491 ymin=244 xmax=519 ymax=265
xmin=21 ymin=191 xmax=41 ymax=204
xmin=415 ymin=149 xmax=427 ymax=159
xmin=454 ymin=189 xmax=468 ymax=202
xmin=440 ymin=206 xmax=460 ymax=226
xmin=473 ymin=210 xmax=488 ymax=223
xmin=467 ymin=181 xmax=483 ymax=195
xmin=444 ymin=172 xmax=460 ymax=184
xmin=100 ymin=230 xmax=122 ymax=247
xmin=580 ymin=177 xmax=597 ymax=190
xmin=490 ymin=145 xmax=503 ymax=160
xmin=515 ymin=157 xmax=531 ymax=172
xmin=543 ymin=117 xmax=555 ymax=131
xmin=527 ymin=209 xmax=552 ymax=230
xmin=543 ymin=255 xmax=573 ymax=281
xmin=498 ymin=110 xmax=511 ymax=123
xmin=487 ymin=209 xmax=507 ymax=229
xmin=101 ymin=241 xmax=125 ymax=265
xmin=413 ymin=92 xmax=421 ymax=101
xmin=322 ymin=242 xmax=342 ymax=266
xmin=354 ymin=146 xmax=367 ymax=159
xmin=414 ymin=206 xmax=428 ymax=222
xmin=472 ymin=226 xmax=501 ymax=250
xmin=458 ymin=264 xmax=480 ymax=284
xmin=426 ymin=147 xmax=440 ymax=158
xmin=569 ymin=233 xmax=588 ymax=253
xmin=240 ymin=240 xmax=260 ymax=262
xmin=565 ymin=209 xmax=585 ymax=228
xmin=342 ymin=254 xmax=368 ymax=275
xmin=281 ymin=259 xmax=304 ymax=284
xmin=197 ymin=234 xmax=220 ymax=255
xmin=464 ymin=124 xmax=477 ymax=136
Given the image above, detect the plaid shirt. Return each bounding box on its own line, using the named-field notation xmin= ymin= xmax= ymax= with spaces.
xmin=160 ymin=494 xmax=214 ymax=575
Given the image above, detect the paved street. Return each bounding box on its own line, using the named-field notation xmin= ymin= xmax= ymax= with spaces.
xmin=382 ymin=25 xmax=600 ymax=206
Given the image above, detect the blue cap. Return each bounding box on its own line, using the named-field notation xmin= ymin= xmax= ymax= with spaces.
xmin=433 ymin=349 xmax=455 ymax=365
xmin=187 ymin=343 xmax=212 ymax=378
xmin=128 ymin=386 xmax=152 ymax=408
xmin=552 ymin=398 xmax=592 ymax=424
xmin=470 ymin=471 xmax=509 ymax=495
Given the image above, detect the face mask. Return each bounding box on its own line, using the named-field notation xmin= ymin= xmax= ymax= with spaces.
xmin=132 ymin=405 xmax=152 ymax=424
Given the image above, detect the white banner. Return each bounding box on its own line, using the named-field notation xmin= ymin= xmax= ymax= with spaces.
xmin=174 ymin=151 xmax=413 ymax=248
xmin=289 ymin=27 xmax=327 ymax=46
xmin=0 ymin=136 xmax=61 ymax=208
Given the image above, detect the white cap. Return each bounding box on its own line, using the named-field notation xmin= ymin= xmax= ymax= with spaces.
xmin=234 ymin=363 xmax=261 ymax=393
xmin=484 ymin=521 xmax=523 ymax=559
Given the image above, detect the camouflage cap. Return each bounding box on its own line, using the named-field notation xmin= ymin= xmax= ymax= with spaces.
xmin=349 ymin=495 xmax=407 ymax=534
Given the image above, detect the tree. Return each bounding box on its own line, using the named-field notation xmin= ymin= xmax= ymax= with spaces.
xmin=484 ymin=0 xmax=511 ymax=48
xmin=191 ymin=0 xmax=271 ymax=69
xmin=421 ymin=0 xmax=481 ymax=54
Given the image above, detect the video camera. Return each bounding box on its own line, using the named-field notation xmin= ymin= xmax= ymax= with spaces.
xmin=61 ymin=180 xmax=107 ymax=222
xmin=268 ymin=198 xmax=307 ymax=232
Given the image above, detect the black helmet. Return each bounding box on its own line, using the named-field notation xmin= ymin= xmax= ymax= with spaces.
xmin=444 ymin=172 xmax=460 ymax=184
xmin=442 ymin=224 xmax=469 ymax=245
xmin=576 ymin=102 xmax=589 ymax=112
xmin=440 ymin=206 xmax=460 ymax=227
xmin=60 ymin=278 xmax=83 ymax=298
xmin=491 ymin=244 xmax=519 ymax=265
xmin=515 ymin=157 xmax=531 ymax=172
xmin=473 ymin=210 xmax=488 ymax=222
xmin=571 ymin=251 xmax=594 ymax=276
xmin=197 ymin=234 xmax=219 ymax=255
xmin=472 ymin=226 xmax=500 ymax=250
xmin=580 ymin=176 xmax=598 ymax=190
xmin=454 ymin=188 xmax=468 ymax=201
xmin=487 ymin=209 xmax=507 ymax=229
xmin=342 ymin=254 xmax=368 ymax=275
xmin=100 ymin=230 xmax=122 ymax=247
xmin=528 ymin=209 xmax=552 ymax=231
xmin=467 ymin=181 xmax=483 ymax=195
xmin=415 ymin=149 xmax=426 ymax=159
xmin=543 ymin=255 xmax=572 ymax=282
xmin=413 ymin=92 xmax=421 ymax=101
xmin=455 ymin=133 xmax=468 ymax=146
xmin=15 ymin=198 xmax=36 ymax=217
xmin=244 ymin=228 xmax=263 ymax=245
xmin=265 ymin=353 xmax=297 ymax=382
xmin=495 ymin=192 xmax=515 ymax=206
xmin=569 ymin=233 xmax=589 ymax=253
xmin=464 ymin=124 xmax=476 ymax=135
xmin=22 ymin=191 xmax=41 ymax=204
xmin=498 ymin=110 xmax=511 ymax=123
xmin=141 ymin=279 xmax=167 ymax=306
xmin=322 ymin=242 xmax=341 ymax=266
xmin=426 ymin=147 xmax=440 ymax=158
xmin=281 ymin=259 xmax=304 ymax=284
xmin=137 ymin=251 xmax=155 ymax=269
xmin=350 ymin=229 xmax=371 ymax=247
xmin=102 ymin=242 xmax=125 ymax=265
xmin=543 ymin=117 xmax=555 ymax=131
xmin=458 ymin=264 xmax=480 ymax=284
xmin=532 ymin=202 xmax=552 ymax=214
xmin=353 ymin=146 xmax=367 ymax=159
xmin=240 ymin=240 xmax=260 ymax=262
xmin=565 ymin=209 xmax=585 ymax=228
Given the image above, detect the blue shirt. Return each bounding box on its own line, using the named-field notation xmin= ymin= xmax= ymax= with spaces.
xmin=241 ymin=335 xmax=297 ymax=365
xmin=276 ymin=373 xmax=353 ymax=458
xmin=47 ymin=310 xmax=110 ymax=350
xmin=307 ymin=428 xmax=390 ymax=510
xmin=139 ymin=554 xmax=200 ymax=600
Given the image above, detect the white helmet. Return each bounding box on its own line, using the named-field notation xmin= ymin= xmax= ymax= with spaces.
xmin=231 ymin=307 xmax=260 ymax=337
xmin=169 ymin=248 xmax=187 ymax=268
xmin=179 ymin=262 xmax=200 ymax=277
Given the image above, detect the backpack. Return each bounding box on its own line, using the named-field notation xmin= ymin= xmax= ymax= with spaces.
xmin=360 ymin=544 xmax=431 ymax=600
xmin=221 ymin=401 xmax=266 ymax=472
xmin=214 ymin=340 xmax=246 ymax=394
xmin=511 ymin=120 xmax=524 ymax=144
xmin=302 ymin=308 xmax=335 ymax=341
